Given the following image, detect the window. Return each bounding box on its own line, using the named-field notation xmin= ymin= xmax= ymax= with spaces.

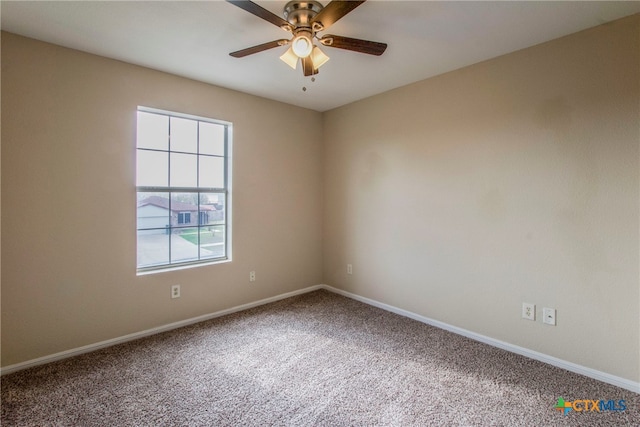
xmin=136 ymin=107 xmax=231 ymax=272
xmin=178 ymin=212 xmax=191 ymax=225
xmin=199 ymin=211 xmax=209 ymax=225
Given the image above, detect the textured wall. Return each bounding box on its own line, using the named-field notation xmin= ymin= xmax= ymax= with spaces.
xmin=323 ymin=15 xmax=639 ymax=382
xmin=1 ymin=32 xmax=323 ymax=366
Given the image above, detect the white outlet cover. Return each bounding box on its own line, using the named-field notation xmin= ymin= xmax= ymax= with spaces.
xmin=171 ymin=285 xmax=180 ymax=299
xmin=522 ymin=303 xmax=535 ymax=321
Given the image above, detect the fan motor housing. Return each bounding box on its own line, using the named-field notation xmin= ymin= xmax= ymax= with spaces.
xmin=284 ymin=1 xmax=323 ymax=27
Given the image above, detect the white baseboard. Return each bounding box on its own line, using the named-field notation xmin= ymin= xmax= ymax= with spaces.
xmin=2 ymin=283 xmax=638 ymax=394
xmin=0 ymin=285 xmax=324 ymax=376
xmin=321 ymin=284 xmax=640 ymax=394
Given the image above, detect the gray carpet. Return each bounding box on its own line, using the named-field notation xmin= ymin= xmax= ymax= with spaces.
xmin=2 ymin=290 xmax=638 ymax=426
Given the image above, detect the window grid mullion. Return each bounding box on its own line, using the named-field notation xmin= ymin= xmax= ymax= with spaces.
xmin=167 ymin=118 xmax=172 ymax=263
xmin=196 ymin=123 xmax=201 ymax=260
xmin=137 ymin=146 xmax=223 ymax=158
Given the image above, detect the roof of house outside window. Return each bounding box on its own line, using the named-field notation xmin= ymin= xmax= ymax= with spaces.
xmin=137 ymin=196 xmax=216 ymax=212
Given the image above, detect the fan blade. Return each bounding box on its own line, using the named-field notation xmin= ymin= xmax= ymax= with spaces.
xmin=302 ymin=56 xmax=318 ymax=76
xmin=311 ymin=1 xmax=365 ymax=31
xmin=230 ymin=39 xmax=289 ymax=58
xmin=227 ymin=1 xmax=292 ymax=32
xmin=319 ymin=34 xmax=387 ymax=56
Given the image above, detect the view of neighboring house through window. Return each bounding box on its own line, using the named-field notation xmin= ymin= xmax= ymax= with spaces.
xmin=178 ymin=212 xmax=191 ymax=224
xmin=136 ymin=107 xmax=231 ymax=271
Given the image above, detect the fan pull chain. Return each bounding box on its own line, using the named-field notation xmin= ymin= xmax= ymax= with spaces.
xmin=302 ymin=76 xmax=316 ymax=92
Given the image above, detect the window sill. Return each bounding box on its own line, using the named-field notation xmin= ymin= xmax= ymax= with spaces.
xmin=136 ymin=257 xmax=231 ymax=276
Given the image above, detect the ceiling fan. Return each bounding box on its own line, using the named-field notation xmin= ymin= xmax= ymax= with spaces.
xmin=227 ymin=0 xmax=387 ymax=76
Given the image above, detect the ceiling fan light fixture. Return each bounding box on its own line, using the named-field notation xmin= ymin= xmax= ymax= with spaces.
xmin=228 ymin=0 xmax=387 ymax=77
xmin=291 ymin=32 xmax=313 ymax=58
xmin=310 ymin=45 xmax=329 ymax=69
xmin=279 ymin=46 xmax=298 ymax=69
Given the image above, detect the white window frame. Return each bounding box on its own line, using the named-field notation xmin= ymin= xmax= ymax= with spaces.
xmin=136 ymin=106 xmax=232 ymax=274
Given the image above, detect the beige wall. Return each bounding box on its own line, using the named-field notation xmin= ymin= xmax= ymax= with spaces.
xmin=323 ymin=15 xmax=639 ymax=382
xmin=1 ymin=32 xmax=323 ymax=366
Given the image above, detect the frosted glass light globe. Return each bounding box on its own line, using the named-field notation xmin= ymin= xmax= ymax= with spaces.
xmin=292 ymin=35 xmax=313 ymax=58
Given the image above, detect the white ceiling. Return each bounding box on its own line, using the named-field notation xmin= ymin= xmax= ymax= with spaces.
xmin=2 ymin=1 xmax=639 ymax=112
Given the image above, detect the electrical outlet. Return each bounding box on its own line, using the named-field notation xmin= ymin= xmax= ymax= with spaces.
xmin=543 ymin=307 xmax=556 ymax=326
xmin=249 ymin=271 xmax=256 ymax=282
xmin=347 ymin=264 xmax=353 ymax=275
xmin=522 ymin=302 xmax=535 ymax=321
xmin=171 ymin=284 xmax=181 ymax=299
